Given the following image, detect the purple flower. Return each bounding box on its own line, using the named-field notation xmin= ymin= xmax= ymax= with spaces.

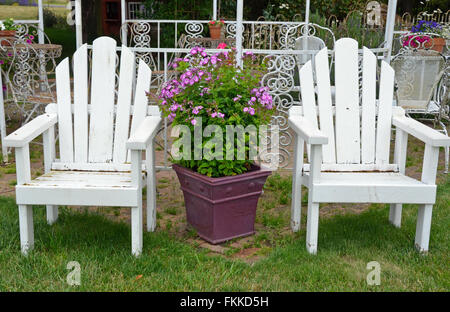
xmin=190 ymin=47 xmax=198 ymax=55
xmin=243 ymin=107 xmax=255 ymax=115
xmin=191 ymin=119 xmax=197 ymax=125
xmin=192 ymin=106 xmax=203 ymax=115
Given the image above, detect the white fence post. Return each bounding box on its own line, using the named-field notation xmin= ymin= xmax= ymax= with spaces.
xmin=121 ymin=0 xmax=128 ymax=46
xmin=236 ymin=0 xmax=244 ymax=68
xmin=75 ymin=0 xmax=83 ymax=48
xmin=38 ymin=0 xmax=44 ymax=44
xmin=213 ymin=0 xmax=217 ymax=20
xmin=384 ymin=0 xmax=397 ymax=63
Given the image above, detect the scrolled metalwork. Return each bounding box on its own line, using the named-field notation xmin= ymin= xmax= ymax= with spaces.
xmin=185 ymin=22 xmax=204 ymax=48
xmin=260 ymin=54 xmax=298 ymax=168
xmin=0 ymin=34 xmax=61 ymax=123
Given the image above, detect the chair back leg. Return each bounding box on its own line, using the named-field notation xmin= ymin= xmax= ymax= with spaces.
xmin=389 ymin=204 xmax=402 ymax=228
xmin=46 ymin=205 xmax=59 ymax=225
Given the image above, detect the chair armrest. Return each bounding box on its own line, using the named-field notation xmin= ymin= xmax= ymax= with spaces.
xmin=127 ymin=116 xmax=162 ymax=150
xmin=392 ymin=115 xmax=450 ymax=147
xmin=288 ymin=115 xmax=328 ymax=145
xmin=4 ymin=113 xmax=58 ymax=148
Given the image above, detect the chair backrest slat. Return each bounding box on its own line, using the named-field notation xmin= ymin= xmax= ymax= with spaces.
xmin=375 ymin=61 xmax=395 ymax=164
xmin=54 ymin=36 xmax=153 ymax=167
xmin=73 ymin=44 xmax=89 ymax=163
xmin=88 ymin=37 xmax=117 ymax=163
xmin=334 ymin=38 xmax=360 ymax=164
xmin=113 ymin=45 xmax=136 ymax=164
xmin=55 ymin=58 xmax=74 ymax=162
xmin=299 ymin=61 xmax=318 ymax=160
xmin=127 ymin=60 xmax=152 ymax=162
xmin=130 ymin=60 xmax=152 ymax=136
xmin=315 ymin=47 xmax=336 ymax=163
xmin=361 ymin=47 xmax=377 ymax=164
xmin=298 ymin=38 xmax=397 ymax=168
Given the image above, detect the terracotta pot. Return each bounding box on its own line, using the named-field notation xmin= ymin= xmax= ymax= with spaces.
xmin=0 ymin=30 xmax=16 ymax=46
xmin=424 ymin=37 xmax=446 ymax=53
xmin=209 ymin=25 xmax=222 ymax=40
xmin=173 ymin=164 xmax=271 ymax=244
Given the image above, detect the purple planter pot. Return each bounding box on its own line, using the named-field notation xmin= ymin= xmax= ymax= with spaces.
xmin=173 ymin=164 xmax=271 ymax=244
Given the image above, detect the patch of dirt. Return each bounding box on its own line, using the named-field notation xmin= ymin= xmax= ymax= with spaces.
xmin=232 ymin=248 xmax=264 ymax=264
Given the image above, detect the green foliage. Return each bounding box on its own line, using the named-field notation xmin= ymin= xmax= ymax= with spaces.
xmin=43 ymin=8 xmax=58 ymax=28
xmin=157 ymin=47 xmax=275 ymax=177
xmin=0 ymin=18 xmax=17 ymax=31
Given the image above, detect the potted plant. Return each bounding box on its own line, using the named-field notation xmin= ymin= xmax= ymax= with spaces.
xmin=403 ymin=20 xmax=446 ymax=53
xmin=208 ymin=19 xmax=225 ymax=40
xmin=157 ymin=47 xmax=275 ymax=244
xmin=0 ymin=18 xmax=18 ymax=46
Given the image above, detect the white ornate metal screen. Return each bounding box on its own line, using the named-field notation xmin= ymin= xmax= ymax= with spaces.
xmin=72 ymin=0 xmax=407 ymax=170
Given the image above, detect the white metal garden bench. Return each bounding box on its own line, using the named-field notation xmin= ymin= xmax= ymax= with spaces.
xmin=4 ymin=37 xmax=162 ymax=256
xmin=289 ymin=38 xmax=450 ymax=255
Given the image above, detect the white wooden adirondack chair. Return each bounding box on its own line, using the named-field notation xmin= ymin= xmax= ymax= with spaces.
xmin=289 ymin=38 xmax=450 ymax=255
xmin=4 ymin=37 xmax=162 ymax=256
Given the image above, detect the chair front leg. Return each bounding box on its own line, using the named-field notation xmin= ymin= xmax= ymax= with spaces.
xmin=291 ymin=135 xmax=304 ymax=232
xmin=390 ymin=128 xmax=408 ymax=228
xmin=43 ymin=125 xmax=58 ymax=225
xmin=306 ymin=144 xmax=322 ymax=255
xmin=146 ymin=142 xmax=157 ymax=232
xmin=19 ymin=205 xmax=34 ymax=255
xmin=15 ymin=145 xmax=33 ymax=255
xmin=415 ymin=144 xmax=439 ymax=253
xmin=131 ymin=150 xmax=143 ymax=257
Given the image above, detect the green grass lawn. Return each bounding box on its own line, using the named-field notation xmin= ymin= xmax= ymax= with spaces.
xmin=0 ymin=174 xmax=448 ymax=291
xmin=0 ymin=4 xmax=68 ymax=20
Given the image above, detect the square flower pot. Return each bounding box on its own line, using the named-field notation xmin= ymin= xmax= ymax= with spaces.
xmin=173 ymin=164 xmax=271 ymax=244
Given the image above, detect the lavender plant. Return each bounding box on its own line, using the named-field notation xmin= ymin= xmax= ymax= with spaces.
xmin=156 ymin=46 xmax=275 ymax=177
